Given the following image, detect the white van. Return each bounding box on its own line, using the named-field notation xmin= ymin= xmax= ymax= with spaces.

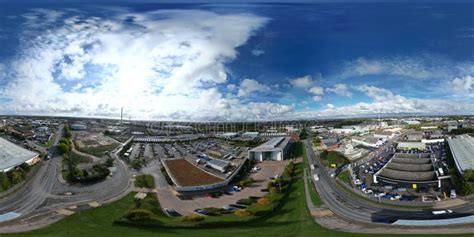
xmin=450 ymin=189 xmax=457 ymax=199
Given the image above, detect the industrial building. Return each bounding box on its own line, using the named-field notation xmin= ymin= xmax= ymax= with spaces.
xmin=248 ymin=137 xmax=291 ymax=161
xmin=373 ymin=153 xmax=441 ymax=189
xmin=206 ymin=159 xmax=231 ymax=173
xmin=352 ymin=135 xmax=385 ymax=148
xmin=447 ymin=135 xmax=474 ymax=177
xmin=0 ymin=138 xmax=40 ymax=172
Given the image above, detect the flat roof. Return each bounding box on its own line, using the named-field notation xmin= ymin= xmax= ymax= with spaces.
xmin=249 ymin=137 xmax=290 ymax=152
xmin=0 ymin=137 xmax=38 ymax=171
xmin=447 ymin=135 xmax=474 ymax=173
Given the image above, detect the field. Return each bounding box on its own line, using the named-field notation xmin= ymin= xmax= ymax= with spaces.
xmin=5 ymin=161 xmax=469 ymax=237
xmin=164 ymin=159 xmax=223 ymax=187
xmin=338 ymin=170 xmax=351 ymax=185
xmin=73 ymin=131 xmax=119 ymax=157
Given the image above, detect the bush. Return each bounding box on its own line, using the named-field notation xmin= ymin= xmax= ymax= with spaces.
xmin=257 ymin=197 xmax=270 ymax=205
xmin=124 ymin=209 xmax=152 ymax=221
xmin=239 ymin=177 xmax=254 ymax=187
xmin=236 ymin=198 xmax=255 ymax=206
xmin=180 ymin=214 xmax=205 ymax=222
xmin=134 ymin=175 xmax=155 ymax=189
xmin=234 ymin=209 xmax=252 ymax=217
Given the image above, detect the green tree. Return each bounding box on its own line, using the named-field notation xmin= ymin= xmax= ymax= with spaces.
xmin=58 ymin=143 xmax=69 ymax=154
xmin=0 ymin=172 xmax=10 ymax=191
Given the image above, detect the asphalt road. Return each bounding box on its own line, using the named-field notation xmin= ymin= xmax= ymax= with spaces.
xmin=304 ymin=137 xmax=474 ymax=225
xmin=0 ymin=125 xmax=131 ymax=229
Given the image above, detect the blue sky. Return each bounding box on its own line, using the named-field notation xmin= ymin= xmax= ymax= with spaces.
xmin=0 ymin=2 xmax=473 ymax=121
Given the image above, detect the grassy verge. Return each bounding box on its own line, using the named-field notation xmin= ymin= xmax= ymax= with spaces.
xmin=337 ymin=170 xmax=351 ymax=185
xmin=134 ymin=175 xmax=155 ymax=189
xmin=5 ymin=154 xmax=468 ymax=237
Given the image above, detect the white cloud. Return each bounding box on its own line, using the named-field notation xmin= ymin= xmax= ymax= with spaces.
xmin=451 ymin=75 xmax=473 ymax=95
xmin=226 ymin=84 xmax=237 ymax=91
xmin=251 ymin=49 xmax=265 ymax=56
xmin=325 ymin=84 xmax=352 ymax=97
xmin=341 ymin=57 xmax=432 ymax=79
xmin=326 ymin=103 xmax=335 ymax=109
xmin=289 ymin=75 xmax=313 ymax=89
xmin=237 ymin=79 xmax=271 ymax=97
xmin=312 ymin=96 xmax=322 ymax=101
xmin=308 ymin=86 xmax=324 ymax=95
xmin=2 ymin=9 xmax=297 ymax=121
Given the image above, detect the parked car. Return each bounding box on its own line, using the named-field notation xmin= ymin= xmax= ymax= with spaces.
xmin=229 ymin=204 xmax=247 ymax=209
xmin=164 ymin=208 xmax=181 ymax=217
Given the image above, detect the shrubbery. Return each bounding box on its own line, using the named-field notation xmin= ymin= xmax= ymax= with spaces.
xmin=234 ymin=209 xmax=252 ymax=217
xmin=135 ymin=175 xmax=155 ymax=189
xmin=124 ymin=209 xmax=152 ymax=221
xmin=180 ymin=214 xmax=205 ymax=222
xmin=237 ymin=198 xmax=255 ymax=206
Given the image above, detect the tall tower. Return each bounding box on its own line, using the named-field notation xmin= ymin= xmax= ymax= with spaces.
xmin=120 ymin=107 xmax=123 ymax=124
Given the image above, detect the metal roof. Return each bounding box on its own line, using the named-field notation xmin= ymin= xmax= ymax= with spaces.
xmin=249 ymin=137 xmax=290 ymax=152
xmin=0 ymin=137 xmax=38 ymax=171
xmin=447 ymin=135 xmax=474 ymax=174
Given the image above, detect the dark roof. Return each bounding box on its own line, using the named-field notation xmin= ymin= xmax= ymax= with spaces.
xmin=379 ymin=169 xmax=437 ymax=181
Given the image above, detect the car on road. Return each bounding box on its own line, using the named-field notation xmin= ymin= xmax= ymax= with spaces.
xmin=164 ymin=208 xmax=181 ymax=217
xmin=432 ymin=210 xmax=453 ymax=215
xmin=374 ymin=192 xmax=386 ymax=198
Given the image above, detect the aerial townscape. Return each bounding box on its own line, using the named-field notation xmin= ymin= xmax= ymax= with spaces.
xmin=0 ymin=0 xmax=473 ymax=236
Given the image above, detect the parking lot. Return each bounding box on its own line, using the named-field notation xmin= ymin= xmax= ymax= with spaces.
xmin=155 ymin=160 xmax=289 ymax=216
xmin=350 ymin=141 xmax=454 ymax=203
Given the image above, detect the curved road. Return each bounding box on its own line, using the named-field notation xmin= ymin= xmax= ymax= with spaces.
xmin=304 ymin=137 xmax=474 ymax=225
xmin=0 ymin=125 xmax=132 ymax=231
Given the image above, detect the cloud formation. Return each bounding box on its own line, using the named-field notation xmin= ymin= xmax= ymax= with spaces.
xmin=1 ymin=8 xmax=301 ymax=121
xmin=237 ymin=79 xmax=271 ymax=97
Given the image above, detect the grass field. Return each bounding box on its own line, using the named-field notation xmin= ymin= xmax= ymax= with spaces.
xmin=338 ymin=170 xmax=351 ymax=185
xmin=5 ymin=159 xmax=470 ymax=237
xmin=134 ymin=175 xmax=155 ymax=189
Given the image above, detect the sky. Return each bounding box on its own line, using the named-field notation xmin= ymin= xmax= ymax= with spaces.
xmin=0 ymin=1 xmax=473 ymax=121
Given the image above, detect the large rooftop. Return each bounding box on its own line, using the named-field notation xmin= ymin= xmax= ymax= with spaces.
xmin=249 ymin=137 xmax=290 ymax=152
xmin=376 ymin=152 xmax=437 ymax=182
xmin=447 ymin=135 xmax=474 ymax=174
xmin=0 ymin=137 xmax=38 ymax=171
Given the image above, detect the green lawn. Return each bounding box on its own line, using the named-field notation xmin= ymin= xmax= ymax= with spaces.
xmin=134 ymin=175 xmax=155 ymax=189
xmin=319 ymin=150 xmax=348 ymax=168
xmin=338 ymin=170 xmax=351 ymax=185
xmin=5 ymin=144 xmax=469 ymax=237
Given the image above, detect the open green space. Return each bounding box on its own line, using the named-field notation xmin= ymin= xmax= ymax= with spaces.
xmin=6 ymin=158 xmax=467 ymax=237
xmin=134 ymin=175 xmax=155 ymax=189
xmin=319 ymin=150 xmax=348 ymax=168
xmin=337 ymin=170 xmax=351 ymax=185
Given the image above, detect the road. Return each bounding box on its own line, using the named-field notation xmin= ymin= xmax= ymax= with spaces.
xmin=304 ymin=137 xmax=474 ymax=225
xmin=0 ymin=125 xmax=132 ymax=231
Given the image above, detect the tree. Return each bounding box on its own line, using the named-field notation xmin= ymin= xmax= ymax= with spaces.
xmin=58 ymin=143 xmax=69 ymax=154
xmin=0 ymin=172 xmax=10 ymax=191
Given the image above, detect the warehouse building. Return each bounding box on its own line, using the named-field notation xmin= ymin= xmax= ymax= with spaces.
xmin=248 ymin=137 xmax=291 ymax=161
xmin=206 ymin=159 xmax=231 ymax=173
xmin=373 ymin=153 xmax=441 ymax=189
xmin=447 ymin=135 xmax=474 ymax=177
xmin=0 ymin=138 xmax=40 ymax=172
